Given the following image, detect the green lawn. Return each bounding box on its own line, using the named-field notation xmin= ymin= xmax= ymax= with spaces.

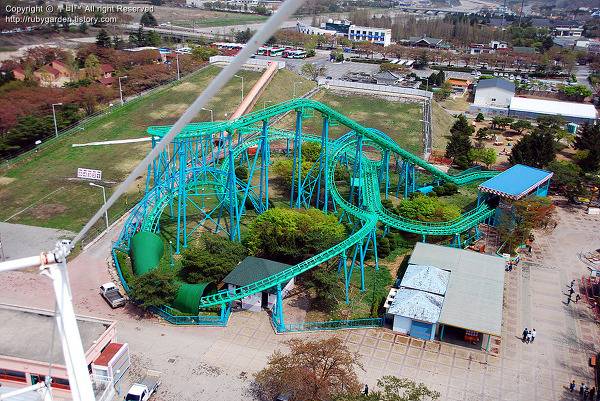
xmin=431 ymin=100 xmax=455 ymax=151
xmin=173 ymin=13 xmax=267 ymax=28
xmin=0 ymin=65 xmax=315 ymax=234
xmin=274 ymin=90 xmax=424 ymax=155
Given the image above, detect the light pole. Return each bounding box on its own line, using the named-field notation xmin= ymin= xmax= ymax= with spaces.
xmin=175 ymin=53 xmax=180 ymax=80
xmin=52 ymin=103 xmax=62 ymax=138
xmin=118 ymin=76 xmax=128 ymax=106
xmin=234 ymin=74 xmax=244 ymax=102
xmin=89 ymin=183 xmax=109 ymax=231
xmin=293 ymin=81 xmax=303 ymax=98
xmin=201 ymin=107 xmax=214 ymax=122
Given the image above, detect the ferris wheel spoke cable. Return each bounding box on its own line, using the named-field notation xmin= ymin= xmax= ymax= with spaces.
xmin=73 ymin=0 xmax=307 ymax=245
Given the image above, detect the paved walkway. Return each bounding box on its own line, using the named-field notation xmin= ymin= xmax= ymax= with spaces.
xmin=0 ymin=201 xmax=598 ymax=400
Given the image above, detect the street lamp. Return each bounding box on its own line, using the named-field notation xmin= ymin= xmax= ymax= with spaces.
xmin=118 ymin=76 xmax=128 ymax=106
xmin=293 ymin=81 xmax=303 ymax=98
xmin=201 ymin=107 xmax=214 ymax=122
xmin=175 ymin=53 xmax=180 ymax=81
xmin=89 ymin=183 xmax=109 ymax=231
xmin=234 ymin=74 xmax=244 ymax=102
xmin=52 ymin=103 xmax=62 ymax=138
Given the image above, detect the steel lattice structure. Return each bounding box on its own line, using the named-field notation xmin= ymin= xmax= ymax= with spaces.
xmin=112 ymin=99 xmax=499 ymax=328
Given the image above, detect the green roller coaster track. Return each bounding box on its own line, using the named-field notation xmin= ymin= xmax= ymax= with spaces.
xmin=118 ymin=98 xmax=499 ymax=310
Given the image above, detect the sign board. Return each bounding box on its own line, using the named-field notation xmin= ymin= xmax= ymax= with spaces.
xmin=77 ymin=168 xmax=102 ymax=181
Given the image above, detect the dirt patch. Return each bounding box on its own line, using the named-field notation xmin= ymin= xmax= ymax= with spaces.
xmin=0 ymin=177 xmax=16 ymax=186
xmin=115 ymin=143 xmax=151 ymax=173
xmin=171 ymin=82 xmax=201 ymax=93
xmin=29 ymin=203 xmax=67 ymax=219
xmin=148 ymin=103 xmax=190 ymax=120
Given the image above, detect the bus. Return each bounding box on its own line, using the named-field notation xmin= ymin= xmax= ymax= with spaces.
xmin=283 ymin=49 xmax=307 ymax=59
xmin=257 ymin=46 xmax=285 ymax=57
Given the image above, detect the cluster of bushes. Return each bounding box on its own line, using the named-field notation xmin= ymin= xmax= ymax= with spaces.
xmin=432 ymin=182 xmax=458 ymax=196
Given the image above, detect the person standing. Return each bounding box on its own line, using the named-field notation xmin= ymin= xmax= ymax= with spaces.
xmin=576 ymin=294 xmax=581 ymax=303
xmin=567 ymin=294 xmax=572 ymax=305
xmin=363 ymin=384 xmax=369 ymax=395
xmin=570 ymin=287 xmax=575 ymax=297
xmin=570 ymin=380 xmax=576 ymax=392
xmin=531 ymin=329 xmax=536 ymax=343
xmin=581 ymin=383 xmax=585 ymax=397
xmin=522 ymin=327 xmax=528 ymax=342
xmin=571 ymin=279 xmax=576 ymax=289
xmin=526 ymin=330 xmax=532 ymax=344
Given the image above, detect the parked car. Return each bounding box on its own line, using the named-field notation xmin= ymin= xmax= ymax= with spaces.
xmin=125 ymin=370 xmax=161 ymax=401
xmin=99 ymin=282 xmax=126 ymax=308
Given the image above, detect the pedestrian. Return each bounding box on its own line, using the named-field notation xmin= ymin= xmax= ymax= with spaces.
xmin=570 ymin=380 xmax=576 ymax=392
xmin=522 ymin=327 xmax=528 ymax=342
xmin=590 ymin=387 xmax=595 ymax=400
xmin=576 ymin=294 xmax=581 ymax=303
xmin=567 ymin=295 xmax=572 ymax=305
xmin=585 ymin=387 xmax=590 ymax=401
xmin=581 ymin=383 xmax=585 ymax=396
xmin=554 ymin=221 xmax=558 ymax=228
xmin=531 ymin=329 xmax=536 ymax=343
xmin=571 ymin=279 xmax=576 ymax=288
xmin=363 ymin=384 xmax=369 ymax=395
xmin=526 ymin=330 xmax=532 ymax=344
xmin=570 ymin=287 xmax=575 ymax=296
xmin=528 ymin=244 xmax=532 ymax=253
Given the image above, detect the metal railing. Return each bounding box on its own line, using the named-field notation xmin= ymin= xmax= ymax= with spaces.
xmin=150 ymin=304 xmax=230 ymax=326
xmin=317 ymin=78 xmax=433 ymax=100
xmin=278 ymin=318 xmax=384 ymax=333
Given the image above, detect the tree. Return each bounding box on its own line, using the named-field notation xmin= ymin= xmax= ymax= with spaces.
xmin=301 ymin=63 xmax=327 ymax=81
xmin=548 ymin=160 xmax=584 ymax=199
xmin=475 ymin=112 xmax=484 ymax=122
xmin=434 ymin=81 xmax=452 ymax=100
xmin=129 ymin=267 xmax=180 ymax=309
xmin=180 ymin=235 xmax=247 ymax=283
xmin=445 ymin=114 xmax=473 ymax=165
xmin=192 ymin=45 xmax=218 ymax=61
xmin=338 ymin=376 xmax=441 ymax=401
xmin=397 ymin=194 xmax=461 ymax=222
xmin=574 ymin=122 xmax=600 ymax=172
xmin=95 ymin=29 xmax=112 ymax=48
xmin=84 ymin=54 xmax=101 ymax=79
xmin=470 ymin=147 xmax=497 ymax=168
xmin=235 ymin=28 xmax=254 ymax=43
xmin=303 ymin=265 xmax=343 ymax=311
xmin=140 ymin=11 xmax=158 ymax=27
xmin=145 ymin=31 xmax=161 ymax=46
xmin=509 ymin=130 xmax=556 ymax=168
xmin=78 ymin=22 xmax=88 ymax=34
xmin=435 ymin=70 xmax=445 ymax=87
xmin=253 ymin=337 xmax=363 ymax=401
xmin=246 ymin=208 xmax=346 ymax=264
xmin=510 ymin=119 xmax=532 ymax=134
xmin=491 ymin=116 xmax=513 ymax=129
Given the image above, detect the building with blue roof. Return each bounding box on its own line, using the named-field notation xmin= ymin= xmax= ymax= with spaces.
xmin=478 ymin=164 xmax=553 ymax=200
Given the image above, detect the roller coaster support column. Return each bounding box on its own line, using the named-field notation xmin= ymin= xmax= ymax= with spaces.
xmin=381 ymin=150 xmax=390 ymax=200
xmin=175 ymin=141 xmax=188 ymax=254
xmin=316 ymin=116 xmax=329 ymax=212
xmin=259 ymin=119 xmax=270 ymax=210
xmin=402 ymin=161 xmax=416 ymax=198
xmin=290 ymin=109 xmax=303 ymax=209
xmin=348 ymin=135 xmax=364 ymax=207
xmin=274 ymin=283 xmax=285 ymax=332
xmin=227 ymin=134 xmax=241 ymax=241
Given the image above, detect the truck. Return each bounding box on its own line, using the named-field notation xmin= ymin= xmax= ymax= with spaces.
xmin=99 ymin=282 xmax=126 ymax=308
xmin=125 ymin=370 xmax=161 ymax=401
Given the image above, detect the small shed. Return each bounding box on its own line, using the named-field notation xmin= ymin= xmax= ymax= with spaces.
xmin=388 ymin=289 xmax=444 ymax=340
xmin=509 ymin=97 xmax=598 ymax=124
xmin=473 ymin=78 xmax=515 ymax=109
xmin=223 ymin=256 xmax=294 ymax=312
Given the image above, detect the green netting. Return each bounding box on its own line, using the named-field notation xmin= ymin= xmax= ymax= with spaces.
xmin=130 ymin=231 xmax=164 ymax=275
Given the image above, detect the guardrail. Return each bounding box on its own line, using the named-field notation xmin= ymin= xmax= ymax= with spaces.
xmin=1 ymin=64 xmax=212 ymax=168
xmin=317 ymin=78 xmax=433 ymax=100
xmin=276 ymin=317 xmax=384 ymax=333
xmin=209 ymin=55 xmax=286 ymax=69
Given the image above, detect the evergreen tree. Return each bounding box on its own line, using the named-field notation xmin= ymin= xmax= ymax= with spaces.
xmin=574 ymin=122 xmax=600 ymax=172
xmin=129 ymin=26 xmax=145 ymax=46
xmin=445 ymin=114 xmax=474 ymax=166
xmin=509 ymin=130 xmax=556 ymax=168
xmin=95 ymin=29 xmax=112 ymax=48
xmin=140 ymin=11 xmax=158 ymax=27
xmin=435 ymin=70 xmax=445 ymax=87
xmin=112 ymin=35 xmax=124 ymax=49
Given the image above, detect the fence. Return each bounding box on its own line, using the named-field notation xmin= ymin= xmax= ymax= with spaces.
xmin=209 ymin=55 xmax=286 ymax=70
xmin=276 ymin=317 xmax=384 ymax=333
xmin=151 ymin=304 xmax=231 ymax=326
xmin=1 ymin=64 xmax=213 ymax=167
xmin=317 ymin=78 xmax=433 ymax=100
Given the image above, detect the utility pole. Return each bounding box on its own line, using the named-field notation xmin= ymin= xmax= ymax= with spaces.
xmin=518 ymin=0 xmax=525 ymax=27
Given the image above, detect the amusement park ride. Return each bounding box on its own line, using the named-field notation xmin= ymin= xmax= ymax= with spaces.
xmin=0 ymin=0 xmax=506 ymax=398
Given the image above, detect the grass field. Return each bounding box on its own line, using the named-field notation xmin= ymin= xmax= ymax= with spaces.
xmin=274 ymin=90 xmax=424 ymax=155
xmin=431 ymin=100 xmax=455 ymax=151
xmin=0 ymin=66 xmax=314 ymax=233
xmin=173 ymin=13 xmax=268 ymax=28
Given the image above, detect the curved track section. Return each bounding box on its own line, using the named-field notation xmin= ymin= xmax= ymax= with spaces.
xmin=117 ymin=99 xmax=498 ymax=309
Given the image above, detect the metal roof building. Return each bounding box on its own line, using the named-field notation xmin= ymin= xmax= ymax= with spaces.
xmin=478 ymin=164 xmax=553 ymax=200
xmin=509 ymin=97 xmax=597 ymax=124
xmin=408 ymin=243 xmax=505 ymax=337
xmin=400 ymin=264 xmax=450 ymax=295
xmin=388 ymin=289 xmax=444 ymax=324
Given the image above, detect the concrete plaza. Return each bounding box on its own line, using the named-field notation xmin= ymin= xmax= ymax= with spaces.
xmin=0 ymin=200 xmax=598 ymax=400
